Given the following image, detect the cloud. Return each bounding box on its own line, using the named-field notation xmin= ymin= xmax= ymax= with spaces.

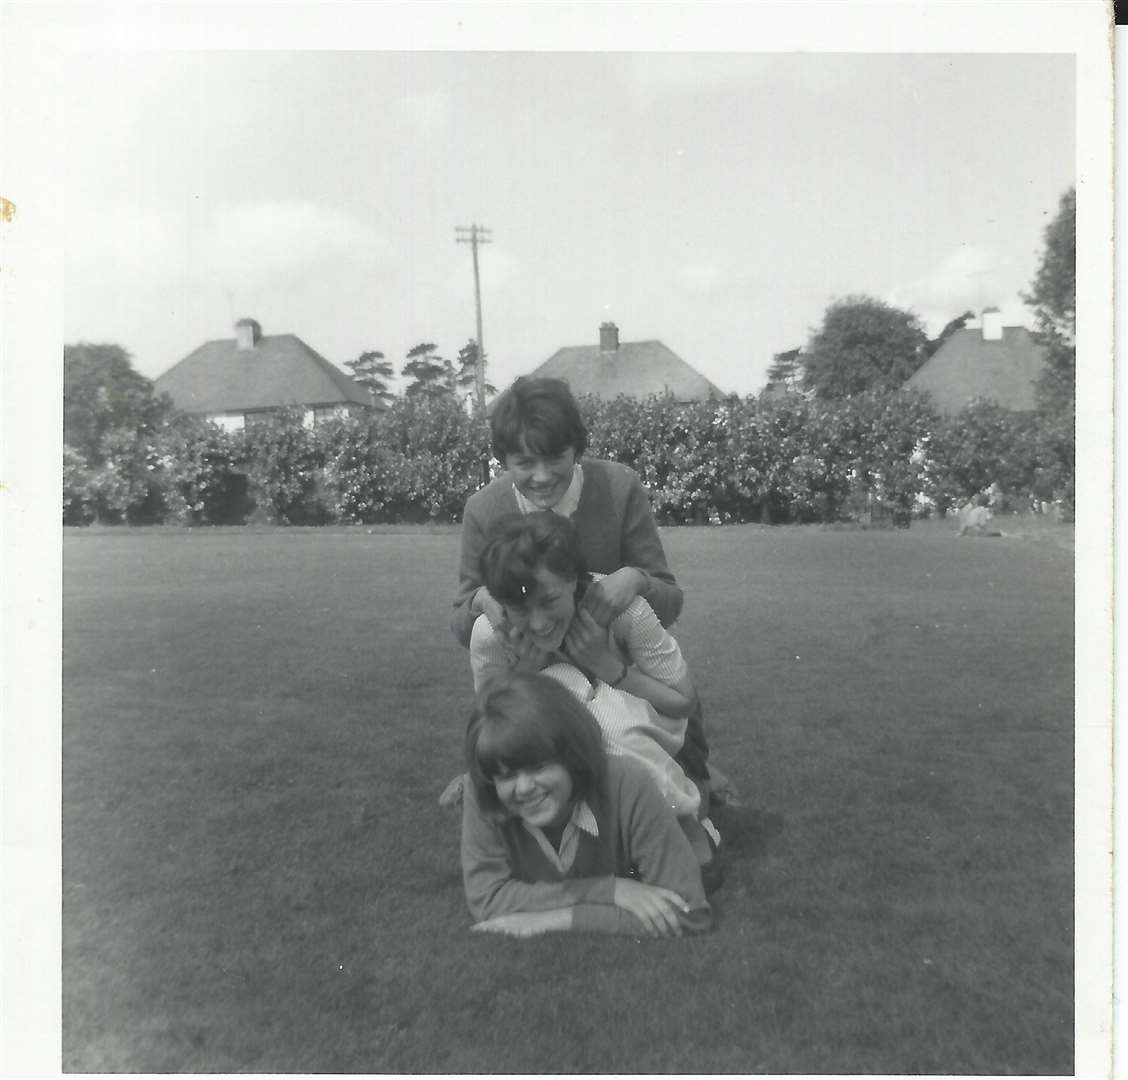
xmin=67 ymin=200 xmax=389 ymax=294
xmin=887 ymin=245 xmax=1032 ymax=335
xmin=677 ymin=261 xmax=723 ymax=294
xmin=388 ymin=88 xmax=453 ymax=141
xmin=195 ymin=202 xmax=388 ymax=289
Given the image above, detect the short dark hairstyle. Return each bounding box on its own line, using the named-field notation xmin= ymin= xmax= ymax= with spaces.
xmin=490 ymin=376 xmax=589 ymax=462
xmin=466 ymin=672 xmax=607 ymax=816
xmin=479 ymin=511 xmax=590 ymax=609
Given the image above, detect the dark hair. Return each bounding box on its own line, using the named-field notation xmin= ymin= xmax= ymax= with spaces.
xmin=479 ymin=511 xmax=591 ymax=609
xmin=490 ymin=376 xmax=589 ymax=462
xmin=466 ymin=672 xmax=606 ymax=816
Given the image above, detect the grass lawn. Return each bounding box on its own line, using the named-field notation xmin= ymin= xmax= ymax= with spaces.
xmin=62 ymin=518 xmax=1074 ymax=1073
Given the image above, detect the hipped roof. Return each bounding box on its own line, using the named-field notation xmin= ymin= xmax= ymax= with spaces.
xmin=529 ymin=340 xmax=723 ymax=401
xmin=155 ymin=334 xmax=372 ymax=414
xmin=906 ymin=326 xmax=1047 ymax=413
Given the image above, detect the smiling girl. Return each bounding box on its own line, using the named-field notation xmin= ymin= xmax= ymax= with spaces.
xmin=450 ymin=376 xmax=683 ymax=642
xmin=469 ymin=512 xmax=722 ymax=878
xmin=449 ymin=376 xmax=711 ymax=783
xmin=462 ymin=672 xmax=713 ymax=938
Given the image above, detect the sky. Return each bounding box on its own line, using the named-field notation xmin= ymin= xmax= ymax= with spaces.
xmin=63 ymin=43 xmax=1075 ymax=399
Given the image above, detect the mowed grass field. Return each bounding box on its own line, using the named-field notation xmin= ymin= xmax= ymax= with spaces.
xmin=62 ymin=519 xmax=1074 ymax=1073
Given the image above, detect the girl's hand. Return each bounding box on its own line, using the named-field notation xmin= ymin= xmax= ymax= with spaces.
xmin=612 ymin=878 xmax=690 ymax=938
xmin=474 ymin=587 xmax=507 ymax=632
xmin=471 ymin=909 xmax=571 ymax=937
xmin=581 ymin=568 xmax=646 ymax=627
xmin=562 ymin=609 xmax=624 ymax=683
xmin=498 ymin=623 xmax=551 ymax=673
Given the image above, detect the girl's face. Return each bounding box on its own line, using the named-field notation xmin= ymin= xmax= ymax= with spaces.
xmin=493 ymin=761 xmax=575 ymax=829
xmin=503 ymin=439 xmax=577 ymax=511
xmin=504 ymin=567 xmax=577 ymax=653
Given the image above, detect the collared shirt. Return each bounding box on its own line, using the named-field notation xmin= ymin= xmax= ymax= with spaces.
xmin=512 ymin=464 xmax=585 ymax=518
xmin=520 ymin=798 xmax=599 ymax=874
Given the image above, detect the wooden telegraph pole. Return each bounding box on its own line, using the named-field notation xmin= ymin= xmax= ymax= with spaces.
xmin=455 ymin=223 xmax=491 ymax=412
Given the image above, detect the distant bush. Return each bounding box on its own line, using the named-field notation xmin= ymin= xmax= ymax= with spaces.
xmin=156 ymin=417 xmax=249 ymax=525
xmin=238 ymin=409 xmax=334 ymax=525
xmin=583 ymin=389 xmax=946 ymax=526
xmin=63 ymin=386 xmax=1072 ymax=527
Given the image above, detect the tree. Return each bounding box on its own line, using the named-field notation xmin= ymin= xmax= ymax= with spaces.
xmin=925 ymin=310 xmax=974 ymax=357
xmin=454 ymin=339 xmax=496 ymax=405
xmin=63 ymin=343 xmax=170 ymax=463
xmin=764 ymin=347 xmax=804 ymax=391
xmin=402 ymin=342 xmax=456 ymax=400
xmin=346 ymin=349 xmax=395 ymax=406
xmin=801 ymin=296 xmax=928 ymax=399
xmin=1022 ymin=187 xmax=1075 ymax=417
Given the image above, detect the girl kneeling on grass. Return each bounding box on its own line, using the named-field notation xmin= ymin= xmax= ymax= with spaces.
xmin=463 ymin=671 xmax=713 ymax=938
xmin=471 ymin=510 xmax=722 ymax=882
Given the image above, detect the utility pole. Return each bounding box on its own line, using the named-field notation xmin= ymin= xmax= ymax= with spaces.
xmin=455 ymin=223 xmax=491 ymax=412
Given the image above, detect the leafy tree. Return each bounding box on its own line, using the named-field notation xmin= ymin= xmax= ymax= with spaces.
xmin=802 ymin=295 xmax=928 ymax=399
xmin=454 ymin=339 xmax=497 ymax=406
xmin=402 ymin=342 xmax=456 ymax=400
xmin=63 ymin=343 xmax=170 ymax=463
xmin=925 ymin=310 xmax=975 ymax=357
xmin=1022 ymin=187 xmax=1075 ymax=418
xmin=764 ymin=347 xmax=804 ymax=391
xmin=346 ymin=349 xmax=395 ymax=406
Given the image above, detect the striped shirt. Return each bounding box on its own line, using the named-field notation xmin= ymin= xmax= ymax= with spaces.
xmin=469 ymin=591 xmax=699 ymax=817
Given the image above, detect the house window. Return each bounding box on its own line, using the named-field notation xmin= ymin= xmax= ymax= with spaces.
xmin=309 ymin=405 xmax=343 ymax=426
xmin=244 ymin=411 xmax=276 ymax=431
xmin=209 ymin=413 xmax=246 ymax=432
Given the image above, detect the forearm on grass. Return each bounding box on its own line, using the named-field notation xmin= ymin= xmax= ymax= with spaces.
xmin=461 ymin=790 xmax=616 ymax=922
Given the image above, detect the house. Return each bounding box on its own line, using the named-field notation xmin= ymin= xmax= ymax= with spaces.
xmin=905 ymin=309 xmax=1047 ymax=413
xmin=527 ymin=322 xmax=724 ymax=402
xmin=155 ymin=318 xmax=374 ymax=431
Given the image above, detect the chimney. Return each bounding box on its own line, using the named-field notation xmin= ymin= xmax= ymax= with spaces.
xmin=599 ymin=321 xmax=620 ymax=353
xmin=235 ymin=318 xmax=262 ymax=351
xmin=981 ymin=308 xmax=1003 ymax=342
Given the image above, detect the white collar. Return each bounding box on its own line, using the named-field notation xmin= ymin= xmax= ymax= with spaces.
xmin=513 ymin=464 xmax=584 ymax=518
xmin=521 ymin=798 xmax=599 ymax=873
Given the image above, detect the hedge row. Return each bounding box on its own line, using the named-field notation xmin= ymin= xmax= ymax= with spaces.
xmin=62 ymin=390 xmax=1073 ymax=527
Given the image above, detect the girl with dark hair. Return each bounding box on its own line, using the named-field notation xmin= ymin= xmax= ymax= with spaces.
xmin=448 ymin=375 xmax=712 ymax=784
xmin=462 ymin=672 xmax=713 ymax=938
xmin=450 ymin=375 xmax=683 ymax=643
xmin=469 ymin=511 xmax=722 ymax=877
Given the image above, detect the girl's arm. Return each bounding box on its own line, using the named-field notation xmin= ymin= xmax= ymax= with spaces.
xmin=616 ymin=760 xmax=713 ymax=934
xmin=460 ymin=781 xmax=615 ymax=921
xmin=461 ymin=782 xmax=691 ymax=936
xmin=564 ymin=602 xmax=696 ymax=720
xmin=618 ymin=472 xmax=683 ymax=628
xmin=469 ymin=614 xmax=515 ymax=695
xmin=450 ymin=500 xmax=492 ymax=648
xmin=613 ymin=599 xmax=697 ymax=720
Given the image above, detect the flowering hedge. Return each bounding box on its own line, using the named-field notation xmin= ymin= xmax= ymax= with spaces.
xmin=582 ymin=390 xmax=948 ymax=525
xmin=63 ymin=389 xmax=1072 ymax=526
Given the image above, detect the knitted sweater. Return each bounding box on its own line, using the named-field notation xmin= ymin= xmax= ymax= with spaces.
xmin=461 ymin=755 xmax=712 ymax=936
xmin=449 ymin=458 xmax=683 ymax=647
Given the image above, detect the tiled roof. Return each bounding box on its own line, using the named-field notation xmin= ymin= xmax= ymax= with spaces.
xmin=528 ymin=340 xmax=723 ymax=401
xmin=906 ymin=326 xmax=1046 ymax=413
xmin=155 ymin=334 xmax=372 ymax=414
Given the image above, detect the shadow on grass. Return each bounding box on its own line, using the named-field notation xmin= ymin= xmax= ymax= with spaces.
xmin=712 ymin=804 xmax=785 ymax=858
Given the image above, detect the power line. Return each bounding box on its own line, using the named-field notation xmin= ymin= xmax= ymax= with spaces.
xmin=455 ymin=223 xmax=491 ymax=412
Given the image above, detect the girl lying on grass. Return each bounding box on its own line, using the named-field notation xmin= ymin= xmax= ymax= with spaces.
xmin=463 ymin=672 xmax=713 ymax=938
xmin=471 ymin=510 xmax=722 ymax=881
